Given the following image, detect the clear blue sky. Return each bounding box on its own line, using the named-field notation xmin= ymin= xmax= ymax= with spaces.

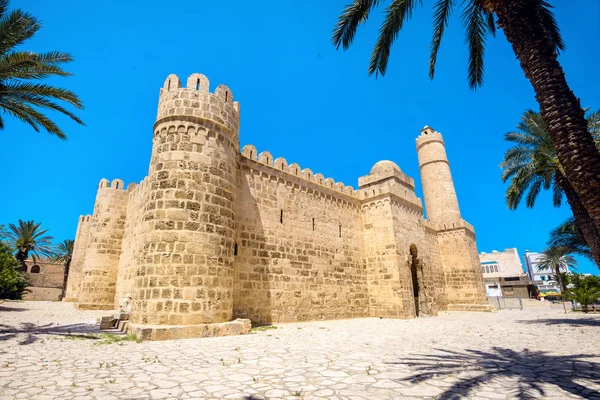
xmin=3 ymin=1 xmax=599 ymax=274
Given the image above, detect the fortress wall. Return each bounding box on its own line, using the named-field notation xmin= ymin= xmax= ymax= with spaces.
xmin=361 ymin=199 xmax=406 ymax=318
xmin=233 ymin=155 xmax=368 ymax=325
xmin=63 ymin=215 xmax=91 ymax=302
xmin=436 ymin=227 xmax=488 ymax=306
xmin=113 ymin=179 xmax=150 ymax=304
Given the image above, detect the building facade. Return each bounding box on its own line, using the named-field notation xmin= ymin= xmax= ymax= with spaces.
xmin=20 ymin=258 xmax=64 ymax=301
xmin=64 ymin=73 xmax=490 ymax=340
xmin=524 ymin=251 xmax=570 ymax=293
xmin=479 ymin=248 xmax=531 ymax=298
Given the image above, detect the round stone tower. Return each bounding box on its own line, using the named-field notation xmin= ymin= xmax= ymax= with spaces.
xmin=416 ymin=126 xmax=461 ymax=222
xmin=77 ymin=178 xmax=129 ymax=310
xmin=131 ymin=73 xmax=240 ymax=327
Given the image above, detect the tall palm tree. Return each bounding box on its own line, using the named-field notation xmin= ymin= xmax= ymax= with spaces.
xmin=0 ymin=0 xmax=84 ymax=139
xmin=549 ymin=218 xmax=594 ymax=264
xmin=537 ymin=246 xmax=577 ymax=313
xmin=5 ymin=219 xmax=53 ymax=266
xmin=51 ymin=239 xmax=73 ymax=300
xmin=332 ymin=0 xmax=600 ymax=231
xmin=500 ymin=109 xmax=600 ymax=267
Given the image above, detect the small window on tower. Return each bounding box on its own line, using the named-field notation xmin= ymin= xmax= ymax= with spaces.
xmin=280 ymin=210 xmax=283 ymax=224
xmin=225 ymin=91 xmax=229 ymax=101
xmin=234 ymin=243 xmax=238 ymax=256
xmin=196 ymin=79 xmax=200 ymax=90
xmin=312 ymin=218 xmax=315 ymax=231
xmin=339 ymin=225 xmax=342 ymax=237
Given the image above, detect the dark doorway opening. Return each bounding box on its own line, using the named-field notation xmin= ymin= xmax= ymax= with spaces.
xmin=410 ymin=244 xmax=420 ymax=316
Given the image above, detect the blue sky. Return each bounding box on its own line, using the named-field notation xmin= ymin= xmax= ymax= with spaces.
xmin=3 ymin=1 xmax=599 ymax=274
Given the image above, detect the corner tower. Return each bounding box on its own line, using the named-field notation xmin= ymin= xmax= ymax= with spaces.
xmin=129 ymin=73 xmax=249 ymax=340
xmin=416 ymin=126 xmax=489 ymax=310
xmin=416 ymin=126 xmax=460 ymax=222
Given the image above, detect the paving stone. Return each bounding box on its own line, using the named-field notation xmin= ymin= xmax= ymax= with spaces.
xmin=2 ymin=302 xmax=600 ymax=400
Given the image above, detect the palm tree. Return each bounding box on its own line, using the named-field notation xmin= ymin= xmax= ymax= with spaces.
xmin=549 ymin=218 xmax=595 ymax=263
xmin=566 ymin=285 xmax=600 ymax=313
xmin=5 ymin=219 xmax=53 ymax=266
xmin=51 ymin=239 xmax=73 ymax=300
xmin=500 ymin=109 xmax=600 ymax=267
xmin=536 ymin=246 xmax=577 ymax=313
xmin=332 ymin=0 xmax=600 ymax=231
xmin=0 ymin=0 xmax=84 ymax=139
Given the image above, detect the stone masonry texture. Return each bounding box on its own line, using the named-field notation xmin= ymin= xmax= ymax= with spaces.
xmin=65 ymin=73 xmax=490 ymax=339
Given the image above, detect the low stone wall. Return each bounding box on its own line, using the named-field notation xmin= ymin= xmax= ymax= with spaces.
xmin=22 ymin=287 xmax=62 ymax=301
xmin=127 ymin=318 xmax=252 ymax=341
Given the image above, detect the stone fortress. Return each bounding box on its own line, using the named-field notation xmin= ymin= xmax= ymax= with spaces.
xmin=64 ymin=72 xmax=489 ymax=340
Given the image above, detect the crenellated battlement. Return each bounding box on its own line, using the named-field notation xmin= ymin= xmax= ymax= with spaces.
xmin=416 ymin=125 xmax=444 ymax=150
xmin=98 ymin=178 xmax=128 ymax=191
xmin=156 ymin=73 xmax=240 ymax=138
xmin=240 ymin=144 xmax=358 ymax=198
xmin=78 ymin=214 xmax=92 ymax=223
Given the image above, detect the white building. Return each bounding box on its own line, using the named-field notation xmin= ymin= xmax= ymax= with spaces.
xmin=523 ymin=250 xmax=571 ymax=293
xmin=479 ymin=248 xmax=530 ymax=298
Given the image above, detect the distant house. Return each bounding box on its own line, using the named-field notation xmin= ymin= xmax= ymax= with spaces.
xmin=20 ymin=258 xmax=64 ymax=301
xmin=479 ymin=248 xmax=532 ymax=298
xmin=524 ymin=251 xmax=570 ymax=294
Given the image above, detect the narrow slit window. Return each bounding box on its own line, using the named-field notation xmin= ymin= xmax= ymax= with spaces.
xmin=168 ymin=80 xmax=171 ymax=90
xmin=234 ymin=243 xmax=238 ymax=256
xmin=196 ymin=79 xmax=200 ymax=90
xmin=225 ymin=91 xmax=229 ymax=101
xmin=312 ymin=218 xmax=315 ymax=231
xmin=339 ymin=225 xmax=342 ymax=237
xmin=280 ymin=210 xmax=283 ymax=224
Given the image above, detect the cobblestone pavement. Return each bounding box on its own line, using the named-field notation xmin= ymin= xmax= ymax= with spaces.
xmin=1 ymin=301 xmax=599 ymax=400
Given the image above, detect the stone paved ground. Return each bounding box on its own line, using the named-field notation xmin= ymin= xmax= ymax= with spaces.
xmin=1 ymin=301 xmax=599 ymax=400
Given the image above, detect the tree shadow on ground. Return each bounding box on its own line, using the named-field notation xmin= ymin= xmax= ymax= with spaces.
xmin=0 ymin=305 xmax=27 ymax=312
xmin=389 ymin=347 xmax=600 ymax=400
xmin=518 ymin=318 xmax=600 ymax=327
xmin=0 ymin=322 xmax=106 ymax=345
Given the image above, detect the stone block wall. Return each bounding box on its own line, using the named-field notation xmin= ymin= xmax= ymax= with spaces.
xmin=233 ymin=156 xmax=368 ymax=324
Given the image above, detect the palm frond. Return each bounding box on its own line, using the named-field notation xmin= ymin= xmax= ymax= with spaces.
xmin=551 ymin=176 xmax=563 ymax=207
xmin=537 ymin=0 xmax=565 ymax=54
xmin=548 ymin=218 xmax=593 ymax=261
xmin=369 ymin=0 xmax=421 ymax=77
xmin=0 ymin=98 xmax=67 ymax=139
xmin=0 ymin=9 xmax=40 ymax=55
xmin=0 ymin=51 xmax=74 ymax=80
xmin=332 ymin=0 xmax=381 ymax=50
xmin=429 ymin=0 xmax=454 ymax=80
xmin=460 ymin=1 xmax=487 ymax=90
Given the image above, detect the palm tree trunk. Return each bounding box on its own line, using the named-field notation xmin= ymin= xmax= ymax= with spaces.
xmin=555 ymin=265 xmax=567 ymax=314
xmin=490 ymin=0 xmax=600 ymax=230
xmin=60 ymin=260 xmax=71 ymax=300
xmin=556 ymin=174 xmax=600 ymax=267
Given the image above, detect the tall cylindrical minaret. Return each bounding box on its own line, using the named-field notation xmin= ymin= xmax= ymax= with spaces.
xmin=131 ymin=73 xmax=240 ymax=326
xmin=416 ymin=126 xmax=461 ymax=222
xmin=76 ymin=179 xmax=129 ymax=309
xmin=62 ymin=214 xmax=92 ymax=302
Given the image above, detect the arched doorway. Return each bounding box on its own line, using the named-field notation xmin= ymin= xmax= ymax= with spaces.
xmin=410 ymin=244 xmax=420 ymax=316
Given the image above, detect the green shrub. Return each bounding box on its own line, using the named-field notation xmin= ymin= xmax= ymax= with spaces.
xmin=0 ymin=242 xmax=29 ymax=299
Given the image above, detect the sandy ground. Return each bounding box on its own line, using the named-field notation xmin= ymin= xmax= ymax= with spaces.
xmin=0 ymin=301 xmax=599 ymax=400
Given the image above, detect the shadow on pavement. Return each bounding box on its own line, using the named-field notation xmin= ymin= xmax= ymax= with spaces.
xmin=517 ymin=318 xmax=600 ymax=327
xmin=0 ymin=322 xmax=104 ymax=345
xmin=389 ymin=347 xmax=600 ymax=400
